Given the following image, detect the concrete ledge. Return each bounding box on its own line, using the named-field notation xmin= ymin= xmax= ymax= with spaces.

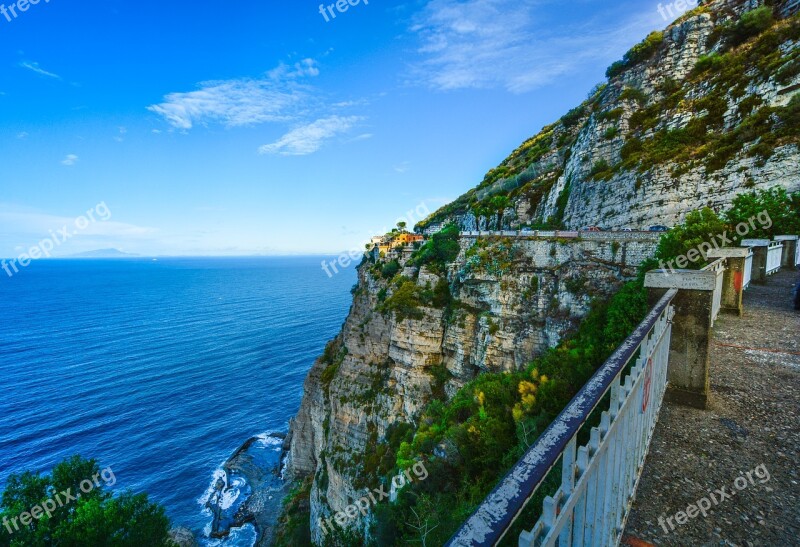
xmin=774 ymin=235 xmax=799 ymax=241
xmin=707 ymin=248 xmax=751 ymax=258
xmin=741 ymin=239 xmax=771 ymax=247
xmin=644 ymin=270 xmax=717 ymax=290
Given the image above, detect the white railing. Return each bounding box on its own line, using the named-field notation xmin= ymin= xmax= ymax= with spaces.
xmin=795 ymin=242 xmax=800 ymax=267
xmin=702 ymin=259 xmax=725 ymax=326
xmin=743 ymin=249 xmax=754 ymax=290
xmin=459 ymin=230 xmax=661 ymax=241
xmin=447 ymin=290 xmax=677 ymax=547
xmin=766 ymin=242 xmax=783 ymax=276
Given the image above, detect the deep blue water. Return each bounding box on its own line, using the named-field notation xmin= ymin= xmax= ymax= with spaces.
xmin=0 ymin=257 xmax=356 ymax=544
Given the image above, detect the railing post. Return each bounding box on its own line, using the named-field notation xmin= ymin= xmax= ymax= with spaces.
xmin=774 ymin=235 xmax=799 ymax=268
xmin=644 ymin=269 xmax=716 ymax=410
xmin=741 ymin=239 xmax=770 ymax=283
xmin=707 ymin=249 xmax=748 ymax=316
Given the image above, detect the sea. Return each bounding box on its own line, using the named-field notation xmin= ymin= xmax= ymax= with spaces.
xmin=0 ymin=256 xmax=357 ymax=545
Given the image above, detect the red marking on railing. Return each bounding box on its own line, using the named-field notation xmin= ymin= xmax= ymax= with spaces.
xmin=621 ymin=536 xmax=657 ymax=547
xmin=642 ymin=357 xmax=653 ymax=413
xmin=734 ymin=271 xmax=744 ymax=292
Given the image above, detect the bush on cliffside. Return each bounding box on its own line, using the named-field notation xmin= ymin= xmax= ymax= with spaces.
xmin=723 ymin=6 xmax=775 ymax=47
xmin=606 ymin=31 xmax=664 ymax=78
xmin=410 ymin=224 xmax=460 ymax=274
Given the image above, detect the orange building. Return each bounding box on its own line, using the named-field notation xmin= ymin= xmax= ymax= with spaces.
xmin=391 ymin=233 xmax=424 ymax=247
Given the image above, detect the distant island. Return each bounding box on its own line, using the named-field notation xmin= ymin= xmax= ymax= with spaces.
xmin=65 ymin=248 xmax=140 ymax=258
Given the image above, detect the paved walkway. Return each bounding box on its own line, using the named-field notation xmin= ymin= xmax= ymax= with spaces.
xmin=624 ymin=268 xmax=800 ymax=546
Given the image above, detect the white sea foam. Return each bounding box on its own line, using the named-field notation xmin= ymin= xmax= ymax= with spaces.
xmin=255 ymin=431 xmax=284 ymax=450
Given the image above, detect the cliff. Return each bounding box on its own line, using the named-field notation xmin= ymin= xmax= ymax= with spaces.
xmin=287 ymin=234 xmax=660 ymax=542
xmin=284 ymin=0 xmax=800 ymax=543
xmin=419 ymin=0 xmax=800 ymax=233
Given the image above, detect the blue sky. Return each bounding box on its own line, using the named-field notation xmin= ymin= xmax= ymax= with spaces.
xmin=0 ymin=0 xmax=678 ymax=256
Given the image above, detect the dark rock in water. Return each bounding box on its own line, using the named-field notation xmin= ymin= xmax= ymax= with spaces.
xmin=168 ymin=527 xmax=198 ymax=547
xmin=204 ymin=433 xmax=291 ymax=546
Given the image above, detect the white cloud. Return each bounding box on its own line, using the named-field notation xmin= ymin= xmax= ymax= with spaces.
xmin=16 ymin=132 xmax=28 ymax=140
xmin=259 ymin=116 xmax=363 ymax=156
xmin=61 ymin=154 xmax=79 ymax=166
xmin=19 ymin=61 xmax=61 ymax=79
xmin=409 ymin=0 xmax=659 ymax=93
xmin=148 ymin=59 xmax=320 ymax=130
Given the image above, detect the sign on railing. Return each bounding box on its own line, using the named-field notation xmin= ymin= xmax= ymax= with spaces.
xmin=447 ymin=289 xmax=677 ymax=547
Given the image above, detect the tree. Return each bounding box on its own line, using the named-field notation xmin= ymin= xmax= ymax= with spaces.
xmin=397 ymin=221 xmax=408 ymax=232
xmin=724 ymin=187 xmax=800 ymax=240
xmin=0 ymin=456 xmax=172 ymax=546
xmin=650 ymin=208 xmax=728 ymax=269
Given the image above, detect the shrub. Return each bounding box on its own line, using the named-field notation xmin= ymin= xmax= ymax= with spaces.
xmin=410 ymin=224 xmax=461 ymax=274
xmin=619 ymin=87 xmax=648 ymax=104
xmin=561 ymin=104 xmax=587 ymax=128
xmin=606 ymin=31 xmax=664 ymax=78
xmin=597 ymin=108 xmax=624 ymax=122
xmin=380 ymin=259 xmax=401 ymax=280
xmin=723 ymin=6 xmax=775 ymax=47
xmin=694 ymin=52 xmax=728 ymax=73
xmin=381 ymin=280 xmax=425 ymax=322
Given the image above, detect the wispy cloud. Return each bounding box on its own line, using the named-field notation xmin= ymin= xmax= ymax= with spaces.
xmin=61 ymin=154 xmax=79 ymax=166
xmin=0 ymin=205 xmax=158 ymax=250
xmin=148 ymin=59 xmax=320 ymax=130
xmin=19 ymin=61 xmax=61 ymax=80
xmin=409 ymin=0 xmax=659 ymax=93
xmin=259 ymin=116 xmax=363 ymax=156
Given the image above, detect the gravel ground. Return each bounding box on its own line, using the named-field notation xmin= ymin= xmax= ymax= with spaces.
xmin=623 ymin=268 xmax=800 ymax=547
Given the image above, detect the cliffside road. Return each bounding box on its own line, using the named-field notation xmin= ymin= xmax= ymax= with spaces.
xmin=624 ymin=268 xmax=800 ymax=546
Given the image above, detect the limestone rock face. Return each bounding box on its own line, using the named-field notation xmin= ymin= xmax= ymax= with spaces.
xmin=287 ymin=235 xmax=657 ymax=542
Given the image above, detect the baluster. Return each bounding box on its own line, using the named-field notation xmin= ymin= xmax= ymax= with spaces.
xmin=583 ymin=427 xmax=600 ymax=546
xmin=559 ymin=437 xmax=577 ymax=546
xmin=572 ymin=446 xmax=589 ymax=547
